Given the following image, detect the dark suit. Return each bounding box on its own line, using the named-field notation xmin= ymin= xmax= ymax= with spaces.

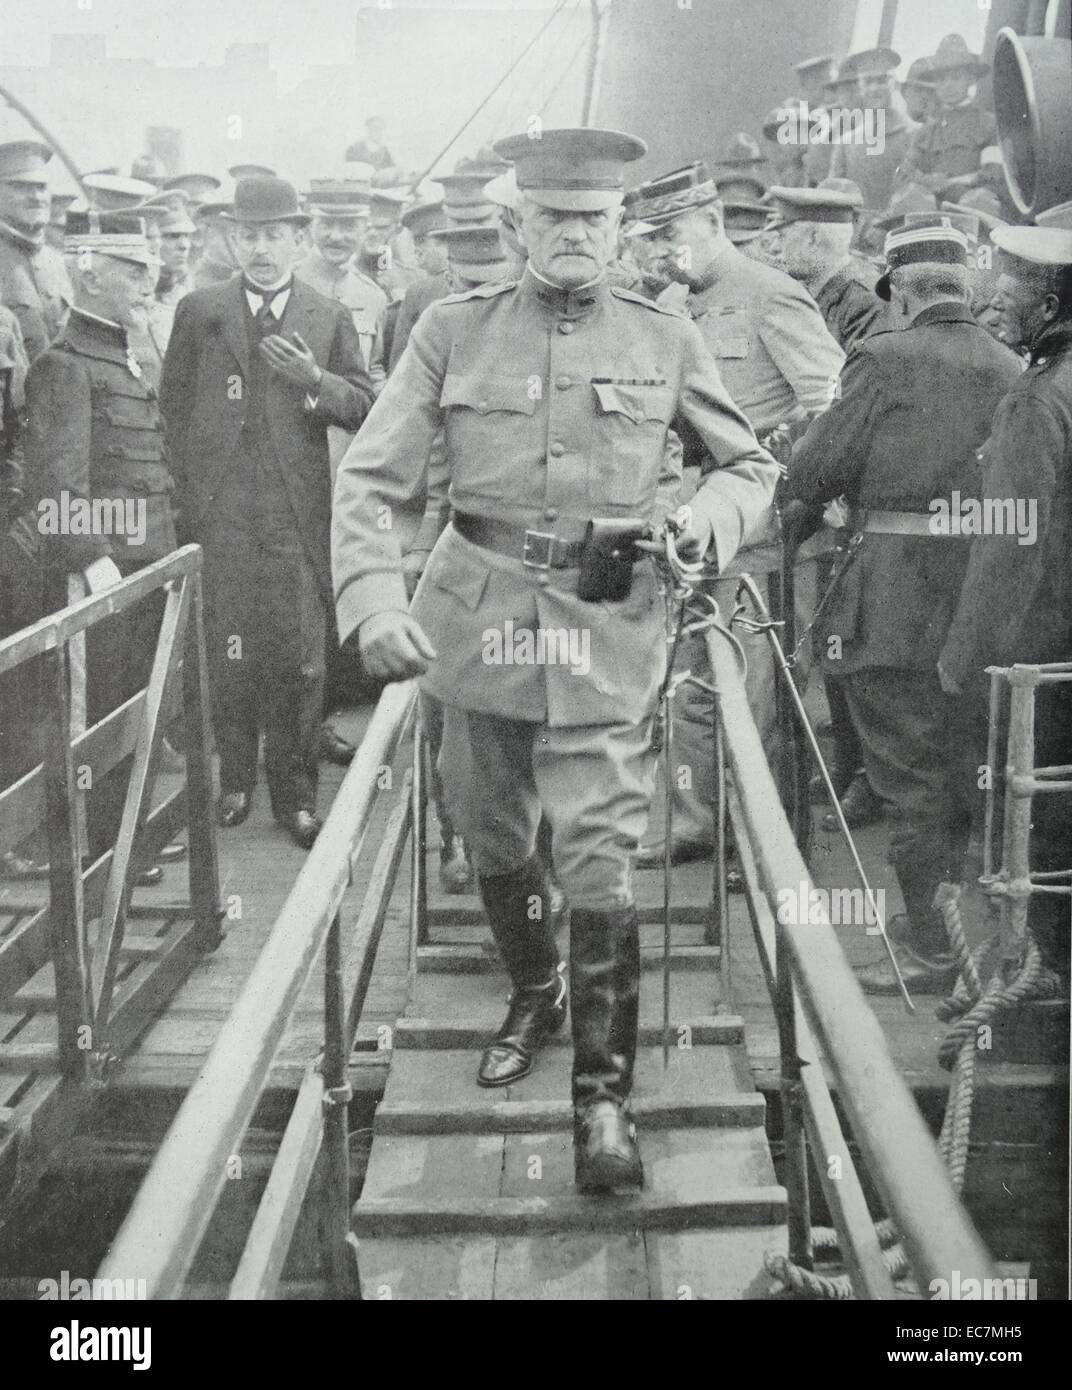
xmin=161 ymin=274 xmax=372 ymax=816
xmin=788 ymin=301 xmax=1022 ymax=943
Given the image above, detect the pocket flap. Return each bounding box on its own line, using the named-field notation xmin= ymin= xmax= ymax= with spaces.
xmin=424 ymin=545 xmax=489 ymax=611
xmin=440 ymin=374 xmax=536 ymax=415
xmin=591 ymin=381 xmax=674 ymax=423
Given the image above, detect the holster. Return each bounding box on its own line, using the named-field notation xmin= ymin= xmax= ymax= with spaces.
xmin=577 ymin=517 xmax=647 ymax=603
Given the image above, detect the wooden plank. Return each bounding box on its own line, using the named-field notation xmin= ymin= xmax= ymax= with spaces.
xmin=352 ymin=1188 xmax=788 ymax=1237
xmin=14 ymin=940 xmax=165 ymax=1008
xmin=406 ymin=965 xmax=724 ymax=1027
xmin=357 ymin=1237 xmax=498 ymax=1300
xmin=494 ymin=1232 xmax=650 ymax=1300
xmin=0 ymin=1042 xmax=58 ymax=1071
xmin=373 ymin=1093 xmax=766 ymax=1135
xmin=392 ymin=1018 xmax=744 ymax=1049
xmin=361 ymin=1133 xmax=505 ymax=1203
xmin=229 ymin=1067 xmax=325 ymax=1300
xmin=416 ymin=944 xmax=722 ymax=974
xmin=645 ymin=1227 xmax=789 ymax=1300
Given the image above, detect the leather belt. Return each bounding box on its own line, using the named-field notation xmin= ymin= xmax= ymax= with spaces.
xmin=453 ymin=512 xmax=588 ymax=569
xmin=849 ymin=508 xmax=967 ymax=538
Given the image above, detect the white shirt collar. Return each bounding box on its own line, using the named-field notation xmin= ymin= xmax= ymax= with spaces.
xmin=244 ymin=274 xmax=293 ymax=318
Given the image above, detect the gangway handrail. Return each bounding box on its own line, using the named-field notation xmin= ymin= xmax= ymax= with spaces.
xmin=704 ymin=623 xmax=996 ymax=1295
xmin=98 ymin=679 xmax=418 ymax=1298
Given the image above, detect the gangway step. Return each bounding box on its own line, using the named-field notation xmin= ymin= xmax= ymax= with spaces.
xmin=417 ymin=944 xmax=721 ymax=974
xmin=392 ymin=1018 xmax=743 ymax=1048
xmin=374 ymin=1092 xmax=767 ymax=1135
xmin=354 ymin=1188 xmax=788 ymax=1237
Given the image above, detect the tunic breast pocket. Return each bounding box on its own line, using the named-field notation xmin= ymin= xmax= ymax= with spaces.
xmin=711 ymin=308 xmax=751 ymax=360
xmin=440 ymin=373 xmax=537 ymax=496
xmin=589 ymin=380 xmax=673 ymax=507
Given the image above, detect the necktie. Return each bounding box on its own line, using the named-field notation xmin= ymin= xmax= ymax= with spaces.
xmin=246 ymin=280 xmax=290 ymax=335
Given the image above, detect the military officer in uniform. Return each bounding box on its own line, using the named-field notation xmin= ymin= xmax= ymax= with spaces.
xmin=902 ymin=57 xmax=938 ymax=126
xmin=332 ymin=128 xmax=778 ymax=1190
xmin=787 ymin=221 xmax=1023 ymax=993
xmin=0 ymin=141 xmax=72 ymax=361
xmin=387 ymin=201 xmax=451 ymax=373
xmin=897 ymin=35 xmax=996 ymax=200
xmin=829 ymin=48 xmax=918 ymax=212
xmin=625 ymin=162 xmax=843 ymax=863
xmin=161 ymin=177 xmax=374 ymax=849
xmin=24 ymin=212 xmax=181 ymax=882
xmin=295 ymin=178 xmax=387 ymax=388
xmin=942 ymin=223 xmax=1072 ymax=980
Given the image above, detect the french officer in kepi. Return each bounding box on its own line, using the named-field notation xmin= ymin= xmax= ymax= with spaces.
xmin=332 ymin=127 xmax=778 ymax=1191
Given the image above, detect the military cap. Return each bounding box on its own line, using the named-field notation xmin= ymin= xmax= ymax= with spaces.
xmin=0 ymin=140 xmax=53 ymax=184
xmin=455 ymin=147 xmax=511 ymax=179
xmin=163 ymin=173 xmax=222 ymax=203
xmin=129 ymin=194 xmax=198 ymax=235
xmin=484 ymin=168 xmax=520 ymax=212
xmin=367 ymin=188 xmax=409 ymax=229
xmin=713 ymin=132 xmax=766 ymax=170
xmin=940 ymin=196 xmax=1007 ymax=236
xmin=222 ymin=176 xmax=310 ymax=227
xmin=794 ymin=53 xmax=836 ymax=81
xmin=839 ymin=47 xmax=901 ymax=80
xmin=82 ymin=173 xmax=160 ymax=210
xmin=624 ymin=162 xmax=719 ymax=234
xmin=822 ymin=68 xmax=860 ymax=101
xmin=820 ymin=176 xmax=865 ymax=205
xmin=438 ymin=172 xmax=497 ymax=223
xmin=63 ymin=209 xmax=157 ymax=269
xmin=130 ymin=153 xmax=166 ymax=184
xmin=304 ymin=178 xmax=372 ymax=218
xmin=228 ymin=163 xmax=277 ymax=180
xmin=400 ymin=200 xmax=449 ymax=237
xmin=762 ymin=100 xmax=801 ymax=140
xmin=1035 ymin=201 xmax=1072 ymax=232
xmin=903 ymin=57 xmax=937 ymax=89
xmin=991 ymin=224 xmax=1072 ymax=268
xmin=492 ymin=127 xmax=646 ymax=212
xmin=764 ymin=184 xmax=859 ymax=229
xmin=929 ymin=33 xmax=988 ymax=79
xmin=723 ymin=202 xmax=770 ymax=244
xmin=714 ymin=171 xmax=768 ymax=203
xmin=876 ymin=219 xmax=969 ymax=299
xmin=428 ymin=224 xmax=509 ymax=283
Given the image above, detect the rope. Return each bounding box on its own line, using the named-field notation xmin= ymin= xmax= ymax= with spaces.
xmin=765 ymin=881 xmax=1060 ymax=1298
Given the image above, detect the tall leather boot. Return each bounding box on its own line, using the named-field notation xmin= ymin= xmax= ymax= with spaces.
xmin=855 ymin=864 xmax=957 ymax=996
xmin=570 ymin=905 xmax=644 ymax=1192
xmin=476 ymin=855 xmax=567 ymax=1088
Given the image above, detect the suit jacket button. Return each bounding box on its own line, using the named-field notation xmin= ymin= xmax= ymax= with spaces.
xmin=544 ymin=507 xmax=558 ymax=522
xmin=557 ymin=322 xmax=574 ymax=335
xmin=536 ymin=573 xmax=551 ymax=587
xmin=549 ymin=442 xmax=565 ymax=457
xmin=555 ymin=376 xmax=571 ymax=389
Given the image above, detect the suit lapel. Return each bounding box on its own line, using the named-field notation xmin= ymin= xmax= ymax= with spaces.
xmin=223 ymin=277 xmax=251 ymax=376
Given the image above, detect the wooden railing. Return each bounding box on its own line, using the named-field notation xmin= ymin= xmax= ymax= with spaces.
xmin=0 ymin=546 xmax=221 ymax=1087
xmin=98 ymin=679 xmax=419 ymax=1298
xmin=703 ymin=622 xmax=996 ymax=1297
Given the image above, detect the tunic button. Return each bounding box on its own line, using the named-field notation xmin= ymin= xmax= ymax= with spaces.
xmin=558 ymin=321 xmax=574 ymax=335
xmin=556 ymin=375 xmax=571 ymax=389
xmin=536 ymin=573 xmax=551 ymax=587
xmin=544 ymin=507 xmax=558 ymax=522
xmin=549 ymin=442 xmax=565 ymax=457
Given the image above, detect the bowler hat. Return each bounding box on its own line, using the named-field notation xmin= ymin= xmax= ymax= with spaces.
xmin=223 ymin=176 xmax=310 ymax=227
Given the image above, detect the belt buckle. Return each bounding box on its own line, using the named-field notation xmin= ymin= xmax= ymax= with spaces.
xmin=522 ymin=529 xmax=556 ymax=570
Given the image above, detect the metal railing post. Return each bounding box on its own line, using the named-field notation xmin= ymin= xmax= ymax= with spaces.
xmin=1001 ymin=673 xmax=1037 ymax=969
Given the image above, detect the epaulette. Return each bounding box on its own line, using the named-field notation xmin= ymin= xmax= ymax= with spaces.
xmin=439 ymin=280 xmax=518 ymax=306
xmin=609 ymin=284 xmax=687 ymax=318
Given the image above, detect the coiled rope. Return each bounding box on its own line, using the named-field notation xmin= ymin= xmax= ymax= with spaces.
xmin=764 ymin=882 xmax=1061 ymax=1298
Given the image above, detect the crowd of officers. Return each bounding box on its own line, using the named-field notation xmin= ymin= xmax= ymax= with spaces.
xmin=0 ymin=34 xmax=1069 ymax=1190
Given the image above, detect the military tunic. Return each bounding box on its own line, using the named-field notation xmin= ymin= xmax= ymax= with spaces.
xmin=294 ymin=249 xmax=387 ymax=388
xmin=24 ymin=307 xmax=177 ymax=858
xmin=829 ymin=112 xmax=916 ymax=212
xmin=899 ymin=102 xmax=996 ymax=187
xmin=786 ymin=302 xmax=1023 ymax=938
xmin=0 ymin=219 xmax=71 ymax=363
xmin=941 ymin=319 xmax=1072 ymax=970
xmin=813 ymin=266 xmax=887 ymax=349
xmin=332 ymin=268 xmax=777 ymax=907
